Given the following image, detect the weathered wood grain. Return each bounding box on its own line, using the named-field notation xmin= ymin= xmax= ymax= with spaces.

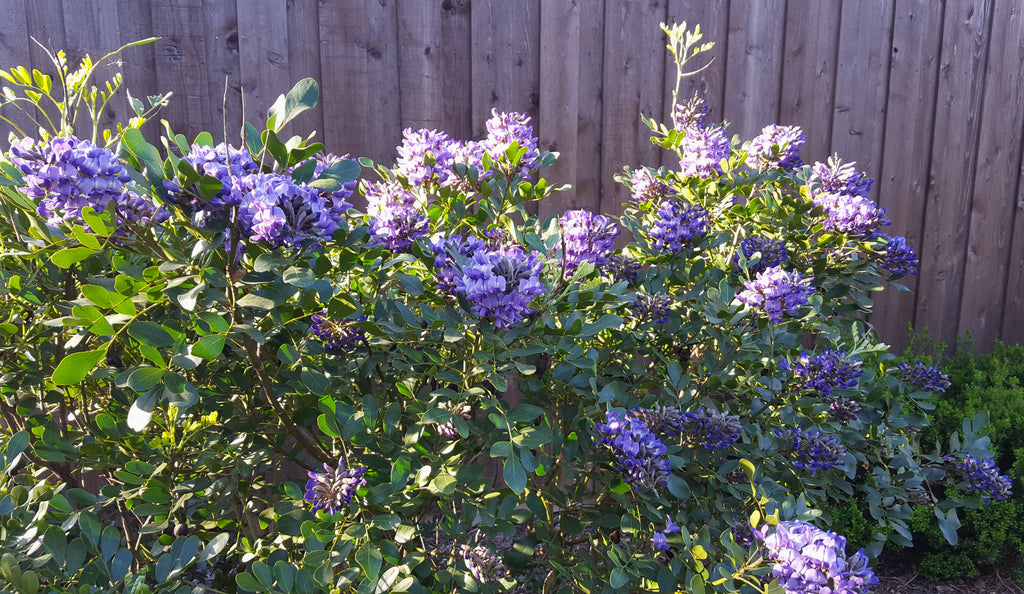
xmin=665 ymin=0 xmax=730 ymax=126
xmin=287 ymin=0 xmax=324 ymax=142
xmin=538 ymin=0 xmax=584 ymax=219
xmin=829 ymin=1 xmax=895 ymax=203
xmin=778 ymin=0 xmax=842 ymax=164
xmin=959 ymin=0 xmax=1024 ymax=351
xmin=0 ymin=1 xmax=34 ymax=141
xmin=237 ymin=0 xmax=289 ymax=133
xmin=870 ymin=0 xmax=944 ymax=352
xmin=199 ymin=0 xmax=242 ymax=145
xmin=573 ymin=0 xmax=606 ymax=216
xmin=915 ymin=0 xmax=993 ymax=350
xmin=150 ymin=0 xmax=211 ymax=141
xmin=599 ymin=0 xmax=668 ymax=222
xmin=723 ymin=0 xmax=785 ymax=141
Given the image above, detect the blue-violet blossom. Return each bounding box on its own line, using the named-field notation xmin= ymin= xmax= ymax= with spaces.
xmin=678 ymin=124 xmax=730 ymax=178
xmin=782 ymin=349 xmax=863 ymax=396
xmin=737 ymin=266 xmax=815 ymax=323
xmin=734 ymin=235 xmax=789 ymax=275
xmin=897 ymin=361 xmax=950 ymax=393
xmin=365 ymin=180 xmax=428 ymax=252
xmin=304 ymin=459 xmax=368 ymax=514
xmin=776 ymin=427 xmax=848 ymax=473
xmin=746 ymin=124 xmax=805 ymax=171
xmin=482 ymin=109 xmax=540 ymax=177
xmin=877 ymin=234 xmax=919 ymax=275
xmin=759 ymin=521 xmax=878 ymax=594
xmin=559 ymin=209 xmax=620 ymax=275
xmin=649 ymin=199 xmax=709 ymax=252
xmin=454 ymin=244 xmax=546 ymax=329
xmin=594 ymin=410 xmax=672 ymax=489
xmin=310 ymin=311 xmax=365 ymax=352
xmin=395 ymin=128 xmax=454 ymax=186
xmin=946 ymin=454 xmax=1013 ymax=503
xmin=810 ymin=157 xmax=873 ymax=199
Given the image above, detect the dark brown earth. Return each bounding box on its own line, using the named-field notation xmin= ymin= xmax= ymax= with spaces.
xmin=873 ymin=562 xmax=1024 ymax=594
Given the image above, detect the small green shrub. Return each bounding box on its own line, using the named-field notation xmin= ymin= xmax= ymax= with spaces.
xmin=908 ymin=341 xmax=1024 ymax=581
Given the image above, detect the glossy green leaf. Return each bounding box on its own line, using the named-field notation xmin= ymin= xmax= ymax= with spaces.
xmin=355 ymin=542 xmax=383 ymax=582
xmin=50 ymin=246 xmax=96 ymax=268
xmin=129 ymin=321 xmax=175 ymax=347
xmin=52 ymin=348 xmax=107 ymax=385
xmin=126 ymin=388 xmax=160 ymax=431
xmin=192 ymin=334 xmax=226 ymax=359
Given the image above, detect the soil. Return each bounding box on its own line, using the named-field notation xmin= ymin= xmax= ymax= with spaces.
xmin=873 ymin=560 xmax=1024 ymax=594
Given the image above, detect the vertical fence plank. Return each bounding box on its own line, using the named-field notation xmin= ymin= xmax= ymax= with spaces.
xmin=25 ymin=0 xmax=66 ymax=76
xmin=116 ymin=0 xmax=160 ymax=139
xmin=538 ymin=0 xmax=583 ymax=219
xmin=438 ymin=0 xmax=472 ymax=140
xmin=1003 ymin=136 xmax=1024 ymax=343
xmin=778 ymin=0 xmax=841 ymax=164
xmin=599 ymin=0 xmax=668 ymax=221
xmin=915 ymin=0 xmax=992 ymax=350
xmin=665 ymin=0 xmax=730 ymax=126
xmin=318 ymin=0 xmax=401 ymax=164
xmin=829 ymin=1 xmax=895 ymax=203
xmin=723 ymin=0 xmax=785 ymax=141
xmin=200 ymin=0 xmax=242 ymax=145
xmin=151 ymin=0 xmax=211 ymax=141
xmin=574 ymin=0 xmax=606 ymax=216
xmin=0 ymin=1 xmax=34 ymax=141
xmin=397 ymin=3 xmax=447 ymax=130
xmin=287 ymin=0 xmax=324 ymax=141
xmin=61 ymin=0 xmax=124 ymax=139
xmin=958 ymin=0 xmax=1024 ymax=351
xmin=237 ymin=0 xmax=289 ymax=133
xmin=870 ymin=0 xmax=944 ymax=352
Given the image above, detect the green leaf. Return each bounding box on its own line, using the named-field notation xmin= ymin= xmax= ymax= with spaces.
xmin=263 ymin=129 xmax=289 ymax=169
xmin=78 ymin=513 xmax=101 ymax=548
xmin=301 ymin=369 xmax=330 ymax=395
xmin=503 ymin=455 xmax=527 ymax=494
xmin=579 ymin=314 xmax=623 ymax=337
xmin=244 ymin=122 xmax=263 ymax=157
xmin=235 ymin=572 xmax=268 ymax=592
xmin=50 ymin=246 xmax=96 ymax=268
xmin=327 ymin=294 xmax=359 ymax=318
xmin=267 ymin=78 xmax=319 ymax=134
xmin=71 ymin=225 xmax=102 ymax=249
xmin=395 ymin=273 xmax=423 ymax=296
xmin=124 ymin=366 xmax=165 ymax=392
xmin=610 ymin=568 xmax=630 ymax=590
xmin=252 ymin=561 xmax=273 ymax=587
xmin=291 ymin=159 xmax=317 ymax=184
xmin=129 ymin=321 xmax=175 ymax=347
xmin=355 ymin=542 xmax=383 ymax=582
xmin=52 ymin=348 xmax=108 ymax=385
xmin=192 ymin=334 xmax=226 ymax=359
xmin=193 ymin=131 xmax=214 ymax=147
xmin=127 ymin=388 xmax=160 ymax=431
xmin=111 ymin=548 xmax=132 ymax=581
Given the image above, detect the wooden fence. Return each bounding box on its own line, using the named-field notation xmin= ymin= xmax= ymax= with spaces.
xmin=0 ymin=0 xmax=1022 ymax=353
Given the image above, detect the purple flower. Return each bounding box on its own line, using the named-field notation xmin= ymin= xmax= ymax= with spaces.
xmin=630 ymin=291 xmax=673 ymax=324
xmin=364 ymin=181 xmax=428 ymax=252
xmin=652 ymin=532 xmax=670 ymax=551
xmin=164 ymin=142 xmax=259 ymax=214
xmin=429 ymin=234 xmax=489 ymax=295
xmin=672 ymin=93 xmax=710 ymax=131
xmin=734 ymin=236 xmax=789 ymax=275
xmin=783 ymin=350 xmax=863 ymax=396
xmin=737 ymin=266 xmax=815 ymax=323
xmin=759 ymin=521 xmax=878 ymax=594
xmin=304 ymin=459 xmax=368 ymax=514
xmin=813 ymin=192 xmax=891 ymax=237
xmin=629 ymin=168 xmax=672 ymax=203
xmin=897 ymin=361 xmax=950 ymax=393
xmin=594 ymin=410 xmax=672 ymax=489
xmin=877 ymin=234 xmax=919 ymax=275
xmin=460 ymin=543 xmax=507 ymax=583
xmin=395 ymin=128 xmax=454 ymax=186
xmin=310 ymin=311 xmax=365 ymax=352
xmin=453 ymin=244 xmax=546 ymax=329
xmin=649 ymin=199 xmax=709 ymax=252
xmin=746 ymin=125 xmax=805 ymax=171
xmin=946 ymin=454 xmax=1013 ymax=503
xmin=631 ymin=405 xmax=687 ymax=436
xmin=775 ymin=427 xmax=847 ymax=473
xmin=8 ymin=136 xmax=135 ymax=228
xmin=679 ymin=125 xmax=731 ymax=178
xmin=827 ymin=397 xmax=862 ymax=425
xmin=684 ymin=408 xmax=743 ymax=451
xmin=559 ymin=210 xmax=620 ymax=275
xmin=305 ymin=153 xmax=357 ymax=225
xmin=445 ymin=140 xmax=489 ymax=187
xmin=605 ymin=255 xmax=641 ymax=284
xmin=810 ymin=157 xmax=873 ymax=199
xmin=235 ymin=173 xmax=337 ymax=247
xmin=482 ymin=109 xmax=540 ymax=177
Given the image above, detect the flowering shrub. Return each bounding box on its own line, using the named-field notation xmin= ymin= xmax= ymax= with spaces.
xmin=0 ymin=24 xmax=1007 ymax=594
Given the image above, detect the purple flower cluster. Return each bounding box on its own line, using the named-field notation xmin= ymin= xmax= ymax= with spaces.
xmin=306 ymin=153 xmax=357 ymax=223
xmin=746 ymin=124 xmax=806 ymax=171
xmin=629 ymin=168 xmax=672 ymax=203
xmin=828 ymin=397 xmax=862 ymax=425
xmin=684 ymin=407 xmax=743 ymax=451
xmin=164 ymin=142 xmax=259 ymax=214
xmin=629 ymin=291 xmax=673 ymax=324
xmin=310 ymin=311 xmax=365 ymax=352
xmin=460 ymin=543 xmax=508 ymax=583
xmin=304 ymin=459 xmax=368 ymax=514
xmin=631 ymin=405 xmax=687 ymax=436
xmin=776 ymin=428 xmax=848 ymax=473
xmin=235 ymin=173 xmax=338 ymax=247
xmin=605 ymin=255 xmax=641 ymax=284
xmin=810 ymin=157 xmax=873 ymax=198
xmin=946 ymin=454 xmax=1013 ymax=503
xmin=395 ymin=128 xmax=454 ymax=186
xmin=365 ymin=180 xmax=429 ymax=252
xmin=782 ymin=349 xmax=863 ymax=396
xmin=481 ymin=108 xmax=541 ymax=177
xmin=737 ymin=266 xmax=815 ymax=323
xmin=897 ymin=361 xmax=951 ymax=393
xmin=594 ymin=410 xmax=672 ymax=489
xmin=8 ymin=136 xmax=166 ymax=229
xmin=813 ymin=192 xmax=891 ymax=237
xmin=759 ymin=521 xmax=878 ymax=594
xmin=435 ymin=402 xmax=473 ymax=439
xmin=653 ymin=518 xmax=680 ymax=551
xmin=734 ymin=235 xmax=789 ymax=275
xmin=679 ymin=125 xmax=731 ymax=178
xmin=649 ymin=199 xmax=709 ymax=252
xmin=876 ymin=234 xmax=919 ymax=275
xmin=440 ymin=242 xmax=545 ymax=329
xmin=672 ymin=93 xmax=710 ymax=131
xmin=559 ymin=210 xmax=620 ymax=275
